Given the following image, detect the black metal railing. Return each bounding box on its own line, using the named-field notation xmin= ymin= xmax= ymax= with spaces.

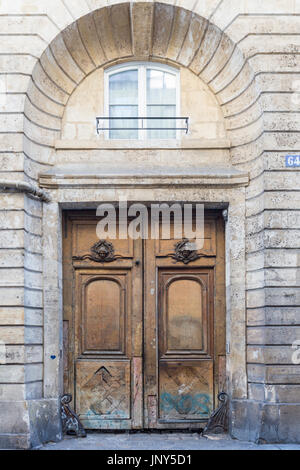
xmin=96 ymin=116 xmax=189 ymax=134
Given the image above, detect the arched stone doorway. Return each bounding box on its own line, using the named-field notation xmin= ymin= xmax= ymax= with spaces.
xmin=21 ymin=1 xmax=264 ymax=444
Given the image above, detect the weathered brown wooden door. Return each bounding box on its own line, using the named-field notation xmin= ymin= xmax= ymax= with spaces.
xmin=63 ymin=211 xmax=225 ymax=430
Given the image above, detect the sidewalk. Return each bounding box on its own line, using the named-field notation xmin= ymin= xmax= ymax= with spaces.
xmin=40 ymin=432 xmax=300 ymax=450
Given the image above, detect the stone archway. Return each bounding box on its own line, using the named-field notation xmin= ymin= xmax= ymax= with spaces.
xmin=21 ymin=1 xmax=265 ymax=443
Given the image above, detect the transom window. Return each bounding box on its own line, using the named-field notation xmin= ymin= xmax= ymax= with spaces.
xmin=104 ymin=62 xmax=180 ymax=140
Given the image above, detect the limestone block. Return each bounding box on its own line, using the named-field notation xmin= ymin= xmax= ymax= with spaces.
xmin=0 ymin=114 xmax=23 ymax=134
xmin=23 ymin=136 xmax=54 ymax=166
xmin=265 ymin=287 xmax=300 ymax=306
xmin=25 ymin=381 xmax=43 ymax=400
xmin=248 ymin=383 xmax=265 ymax=401
xmin=265 ymin=249 xmax=300 ymax=268
xmin=263 ymin=385 xmax=300 ymax=403
xmin=246 ymin=269 xmax=264 ymax=290
xmin=264 ymin=230 xmax=300 ymax=249
xmin=152 ymin=3 xmax=174 ymax=58
xmin=265 ymin=172 xmax=300 ymax=191
xmin=0 ymin=94 xmax=25 ymax=114
xmin=23 ymin=116 xmax=59 ymax=147
xmin=177 ymin=14 xmax=207 ymax=67
xmin=264 ymin=366 xmax=300 ymax=384
xmin=189 ymin=23 xmax=222 ymax=75
xmin=245 ymin=175 xmax=264 ymax=200
xmin=24 ymin=308 xmax=43 ymax=327
xmin=0 ymin=54 xmax=37 ymax=75
xmin=0 ymin=133 xmax=23 ymax=152
xmin=25 ymin=96 xmax=61 ymax=131
xmin=0 ymin=154 xmax=24 ymax=172
xmin=0 ymin=307 xmax=24 ymax=326
xmin=0 ymin=36 xmax=45 ymax=57
xmin=265 ymin=307 xmax=300 ymax=326
xmin=226 ymin=16 xmax=300 ymax=43
xmin=24 ymin=251 xmax=42 ymax=273
xmin=257 ymin=72 xmax=299 ymax=93
xmin=25 ymin=364 xmax=43 ymax=382
xmin=244 ymin=0 xmax=295 ymax=14
xmin=248 ymin=326 xmax=300 ymax=345
xmin=0 ymin=212 xmax=24 ymax=230
xmin=0 ymin=268 xmax=24 ymax=288
xmin=60 ymin=0 xmax=90 ymax=20
xmin=32 ymin=62 xmax=69 ymax=106
xmin=265 ymin=211 xmax=300 ymax=229
xmin=228 ymin=117 xmax=263 ymax=147
xmin=1 ymin=74 xmax=30 ymax=94
xmin=131 ymin=2 xmax=154 ymax=58
xmin=210 ymin=0 xmax=246 ymax=32
xmin=93 ymin=7 xmax=119 ymax=61
xmin=0 ymin=364 xmax=24 ymax=383
xmin=25 ymin=345 xmax=43 ymax=364
xmin=24 ymin=271 xmax=42 ymax=291
xmin=45 ymin=0 xmax=74 ymax=31
xmin=24 ymin=215 xmax=42 ymax=237
xmin=246 ymin=250 xmax=264 ymax=271
xmin=246 ymin=212 xmax=264 ymax=235
xmin=265 ymin=191 xmax=300 ymax=210
xmin=261 ymin=93 xmax=295 ymax=113
xmin=77 ymin=13 xmax=107 ymax=66
xmin=0 ymin=326 xmax=24 ymax=345
xmin=3 ymin=346 xmax=25 ymax=364
xmin=218 ymin=63 xmax=254 ymax=105
xmin=0 ymin=230 xmax=24 ymax=249
xmin=110 ymin=3 xmax=133 ymax=58
xmin=200 ymin=34 xmax=235 ymax=85
xmin=0 ymin=384 xmax=25 ymax=401
xmin=24 ymin=288 xmax=43 ymax=309
xmin=63 ymin=23 xmax=95 ymax=76
xmin=247 ymin=287 xmax=265 ymax=309
xmin=193 ymin=0 xmax=223 ymax=19
xmin=246 ymin=307 xmax=265 ymax=327
xmin=0 ymin=249 xmax=24 ymax=269
xmin=40 ymin=49 xmax=75 ymax=95
xmin=265 ymin=268 xmax=300 ymax=287
xmin=222 ymin=81 xmax=259 ymax=118
xmin=0 ymin=16 xmax=58 ymax=44
xmin=24 ymin=327 xmax=43 ymax=345
xmin=247 ymin=345 xmax=296 ymax=364
xmin=264 ymin=112 xmax=300 ymax=132
xmin=209 ymin=48 xmax=245 ymax=95
xmin=250 ymin=54 xmax=300 ymax=74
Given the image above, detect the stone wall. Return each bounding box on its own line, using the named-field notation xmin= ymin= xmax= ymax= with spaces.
xmin=0 ymin=0 xmax=299 ymax=448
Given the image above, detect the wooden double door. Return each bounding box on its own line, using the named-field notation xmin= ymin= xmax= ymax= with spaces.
xmin=63 ymin=210 xmax=225 ymax=430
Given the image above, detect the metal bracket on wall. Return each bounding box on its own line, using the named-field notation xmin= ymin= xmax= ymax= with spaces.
xmin=61 ymin=394 xmax=87 ymax=438
xmin=202 ymin=392 xmax=229 ymax=435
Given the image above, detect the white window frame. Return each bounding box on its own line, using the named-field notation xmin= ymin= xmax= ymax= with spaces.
xmin=104 ymin=61 xmax=181 ymax=140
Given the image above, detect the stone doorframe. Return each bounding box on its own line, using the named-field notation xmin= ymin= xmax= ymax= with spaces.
xmin=42 ymin=182 xmax=247 ymax=435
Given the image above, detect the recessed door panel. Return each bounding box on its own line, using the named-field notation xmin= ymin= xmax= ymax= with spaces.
xmin=159 ymin=362 xmax=213 ymax=420
xmin=76 ymin=361 xmax=131 ymax=427
xmin=83 ymin=278 xmax=123 ymax=353
xmin=167 ymin=278 xmax=203 ymax=351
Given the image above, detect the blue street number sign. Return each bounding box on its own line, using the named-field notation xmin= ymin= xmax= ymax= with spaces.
xmin=286 ymin=155 xmax=300 ymax=167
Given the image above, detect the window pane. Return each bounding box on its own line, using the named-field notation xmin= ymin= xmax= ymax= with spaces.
xmin=109 ymin=105 xmax=138 ymax=139
xmin=147 ymin=105 xmax=176 ymax=139
xmin=109 ymin=69 xmax=138 ymax=105
xmin=147 ymin=69 xmax=176 ymax=105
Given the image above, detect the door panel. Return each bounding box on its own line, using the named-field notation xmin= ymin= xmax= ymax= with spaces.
xmin=159 ymin=362 xmax=213 ymax=420
xmin=63 ymin=210 xmax=225 ymax=430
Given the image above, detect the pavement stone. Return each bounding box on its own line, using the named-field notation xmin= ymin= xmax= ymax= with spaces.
xmin=38 ymin=432 xmax=300 ymax=450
